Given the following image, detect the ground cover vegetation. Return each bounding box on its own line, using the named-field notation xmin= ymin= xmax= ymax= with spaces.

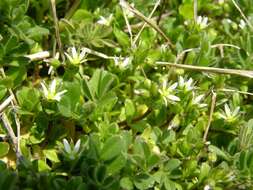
xmin=0 ymin=0 xmax=253 ymax=189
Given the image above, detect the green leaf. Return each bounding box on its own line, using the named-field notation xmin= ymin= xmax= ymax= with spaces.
xmin=16 ymin=87 xmax=41 ymax=113
xmin=179 ymin=3 xmax=194 ymax=20
xmin=113 ymin=27 xmax=130 ymax=47
xmin=100 ymin=135 xmax=124 ymax=161
xmin=0 ymin=142 xmax=10 ymax=158
xmin=27 ymin=26 xmax=49 ymax=41
xmin=163 ymin=177 xmax=176 ymax=190
xmin=134 ymin=174 xmax=155 ymax=190
xmin=120 ymin=177 xmax=134 ymax=190
xmin=82 ymin=78 xmax=94 ymax=100
xmin=37 ymin=160 xmax=51 ymax=172
xmin=198 ymin=162 xmax=210 ymax=183
xmin=43 ymin=149 xmax=60 ymax=163
xmin=165 ymin=159 xmax=181 ymax=173
xmin=208 ymin=145 xmax=230 ymax=161
xmin=106 ymin=154 xmax=127 ymax=174
xmin=125 ymin=99 xmax=136 ymax=121
xmin=71 ymin=9 xmax=93 ymax=23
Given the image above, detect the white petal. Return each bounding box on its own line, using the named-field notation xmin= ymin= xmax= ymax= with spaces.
xmin=193 ymin=94 xmax=205 ymax=104
xmin=63 ymin=139 xmax=71 ymax=154
xmin=169 ymin=82 xmax=178 ymax=90
xmin=48 ymin=66 xmax=53 ymax=75
xmin=71 ymin=47 xmax=78 ymax=59
xmin=186 ymin=78 xmax=193 ymax=87
xmin=203 ymin=17 xmax=208 ymax=25
xmin=224 ymin=104 xmax=231 ymax=117
xmin=54 ymin=90 xmax=67 ymax=101
xmin=163 ymin=97 xmax=168 ymax=106
xmin=122 ymin=57 xmax=130 ymax=67
xmin=73 ymin=139 xmax=81 ymax=154
xmin=97 ymin=16 xmax=107 ymax=25
xmin=50 ymin=79 xmax=57 ymax=94
xmin=113 ymin=56 xmax=119 ymax=66
xmin=232 ymin=107 xmax=240 ymax=117
xmin=41 ymin=82 xmax=49 ymax=97
xmin=56 ymin=90 xmax=67 ymax=96
xmin=179 ymin=76 xmax=184 ymax=87
xmin=162 ymin=80 xmax=168 ymax=90
xmin=197 ymin=16 xmax=202 ymax=24
xmin=79 ymin=49 xmax=87 ymax=60
xmin=218 ymin=113 xmax=227 ymax=120
xmin=198 ymin=103 xmax=207 ymax=108
xmin=64 ymin=52 xmax=74 ymax=63
xmin=168 ymin=95 xmax=180 ymax=102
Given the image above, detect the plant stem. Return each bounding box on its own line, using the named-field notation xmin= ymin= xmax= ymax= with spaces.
xmin=156 ymin=61 xmax=253 ymax=78
xmin=120 ymin=0 xmax=174 ymax=48
xmin=50 ymin=0 xmax=64 ymax=59
xmin=203 ymin=90 xmax=217 ymax=142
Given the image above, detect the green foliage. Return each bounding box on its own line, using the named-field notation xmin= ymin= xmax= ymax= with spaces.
xmin=0 ymin=0 xmax=253 ymax=189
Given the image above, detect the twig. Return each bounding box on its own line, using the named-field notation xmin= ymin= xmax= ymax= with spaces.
xmin=231 ymin=0 xmax=253 ymax=30
xmin=175 ymin=43 xmax=241 ymax=64
xmin=0 ymin=68 xmax=22 ymax=162
xmin=118 ymin=108 xmax=152 ymax=127
xmin=50 ymin=0 xmax=64 ymax=59
xmin=64 ymin=0 xmax=81 ymax=19
xmin=217 ymin=88 xmax=253 ymax=96
xmin=124 ymin=12 xmax=172 ymax=31
xmin=1 ymin=113 xmax=22 ymax=160
xmin=133 ymin=0 xmax=161 ymax=46
xmin=203 ymin=91 xmax=217 ymax=142
xmin=82 ymin=47 xmax=115 ymax=60
xmin=194 ymin=0 xmax=198 ymax=22
xmin=119 ymin=0 xmax=174 ymax=48
xmin=120 ymin=3 xmax=133 ymax=46
xmin=156 ymin=61 xmax=253 ymax=78
xmin=25 ymin=51 xmax=50 ymax=61
xmin=0 ymin=95 xmax=14 ymax=114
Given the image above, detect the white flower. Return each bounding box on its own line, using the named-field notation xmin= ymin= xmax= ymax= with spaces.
xmin=197 ymin=16 xmax=209 ymax=29
xmin=97 ymin=14 xmax=113 ymax=26
xmin=226 ymin=19 xmax=232 ymax=24
xmin=152 ymin=145 xmax=160 ymax=155
xmin=192 ymin=93 xmax=207 ymax=108
xmin=120 ymin=0 xmax=135 ymax=18
xmin=239 ymin=19 xmax=246 ymax=29
xmin=204 ymin=185 xmax=212 ymax=190
xmin=160 ymin=44 xmax=168 ymax=53
xmin=113 ymin=56 xmax=132 ymax=69
xmin=178 ymin=76 xmax=194 ymax=92
xmin=41 ymin=79 xmax=67 ymax=101
xmin=45 ymin=52 xmax=60 ymax=75
xmin=64 ymin=47 xmax=87 ymax=65
xmin=158 ymin=80 xmax=180 ymax=106
xmin=218 ymin=0 xmax=224 ymax=5
xmin=63 ymin=139 xmax=81 ymax=160
xmin=218 ymin=103 xmax=240 ymax=122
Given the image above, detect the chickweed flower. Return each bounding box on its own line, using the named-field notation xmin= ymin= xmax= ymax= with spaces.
xmin=97 ymin=14 xmax=113 ymax=26
xmin=178 ymin=76 xmax=194 ymax=92
xmin=239 ymin=19 xmax=246 ymax=29
xmin=62 ymin=139 xmax=82 ymax=160
xmin=41 ymin=79 xmax=67 ymax=102
xmin=197 ymin=16 xmax=209 ymax=29
xmin=158 ymin=79 xmax=180 ymax=106
xmin=218 ymin=103 xmax=240 ymax=123
xmin=64 ymin=47 xmax=87 ymax=66
xmin=191 ymin=93 xmax=207 ymax=108
xmin=204 ymin=184 xmax=212 ymax=190
xmin=113 ymin=56 xmax=132 ymax=69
